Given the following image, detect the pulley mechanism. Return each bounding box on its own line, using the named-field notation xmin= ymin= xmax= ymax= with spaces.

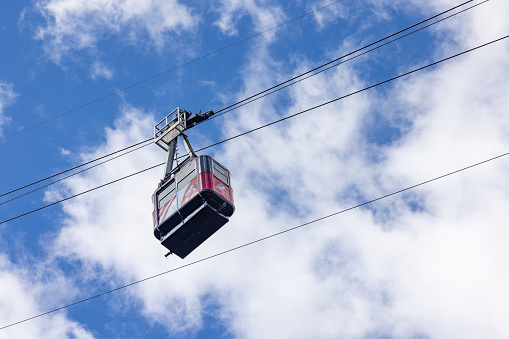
xmin=154 ymin=107 xmax=214 ymax=182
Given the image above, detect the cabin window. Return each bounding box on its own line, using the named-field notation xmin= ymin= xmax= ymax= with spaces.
xmin=198 ymin=156 xmax=212 ymax=173
xmin=158 ymin=180 xmax=176 ymax=208
xmin=213 ymin=161 xmax=229 ymax=185
xmin=176 ymin=162 xmax=197 ymax=190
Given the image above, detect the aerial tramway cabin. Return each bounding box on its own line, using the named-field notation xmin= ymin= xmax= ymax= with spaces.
xmin=152 ymin=108 xmax=235 ymax=258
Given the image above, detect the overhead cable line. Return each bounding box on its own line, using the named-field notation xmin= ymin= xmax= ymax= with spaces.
xmin=2 ymin=149 xmax=508 ymax=330
xmin=208 ymin=0 xmax=479 ymax=117
xmin=0 ymin=138 xmax=153 ymax=198
xmin=0 ymin=142 xmax=153 ymax=206
xmin=0 ymin=163 xmax=163 ymax=225
xmin=0 ymin=0 xmax=347 ymax=142
xmin=0 ymin=0 xmax=483 ymax=199
xmin=2 ymin=34 xmax=507 ymax=225
xmin=209 ymin=0 xmax=489 ymax=120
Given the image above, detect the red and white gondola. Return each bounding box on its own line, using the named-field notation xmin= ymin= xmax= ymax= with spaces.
xmin=152 ymin=108 xmax=235 ymax=258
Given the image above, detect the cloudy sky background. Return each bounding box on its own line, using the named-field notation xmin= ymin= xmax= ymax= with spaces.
xmin=1 ymin=0 xmax=509 ymax=338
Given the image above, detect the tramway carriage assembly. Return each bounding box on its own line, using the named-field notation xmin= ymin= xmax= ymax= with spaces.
xmin=152 ymin=108 xmax=235 ymax=258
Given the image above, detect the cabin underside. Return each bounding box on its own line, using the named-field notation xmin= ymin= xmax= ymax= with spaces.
xmin=157 ymin=190 xmax=234 ymax=258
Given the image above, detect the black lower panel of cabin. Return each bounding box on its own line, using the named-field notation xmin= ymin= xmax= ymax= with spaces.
xmin=161 ymin=204 xmax=229 ymax=258
xmin=200 ymin=190 xmax=234 ymax=217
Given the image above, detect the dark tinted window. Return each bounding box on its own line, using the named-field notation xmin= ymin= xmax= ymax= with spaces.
xmin=158 ymin=180 xmax=175 ymax=208
xmin=176 ymin=161 xmax=197 ymax=190
xmin=213 ymin=161 xmax=229 ymax=185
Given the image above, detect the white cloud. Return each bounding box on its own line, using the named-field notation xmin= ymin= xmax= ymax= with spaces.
xmin=199 ymin=79 xmax=216 ymax=87
xmin=90 ymin=61 xmax=113 ymax=80
xmin=0 ymin=82 xmax=17 ymax=138
xmin=308 ymin=0 xmax=348 ymax=30
xmin=0 ymin=253 xmax=94 ymax=338
xmin=29 ymin=0 xmax=197 ymax=64
xmin=59 ymin=147 xmax=72 ymax=156
xmin=213 ymin=0 xmax=286 ymax=41
xmin=24 ymin=0 xmax=509 ymax=337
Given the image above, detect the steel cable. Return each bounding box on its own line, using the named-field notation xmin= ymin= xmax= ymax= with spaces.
xmin=0 ymin=0 xmax=483 ymax=199
xmin=2 ymin=33 xmax=507 ymax=224
xmin=2 ymin=149 xmax=507 ymax=330
xmin=0 ymin=0 xmax=347 ymax=142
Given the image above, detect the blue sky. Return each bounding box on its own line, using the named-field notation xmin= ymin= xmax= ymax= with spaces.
xmin=1 ymin=0 xmax=509 ymax=338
